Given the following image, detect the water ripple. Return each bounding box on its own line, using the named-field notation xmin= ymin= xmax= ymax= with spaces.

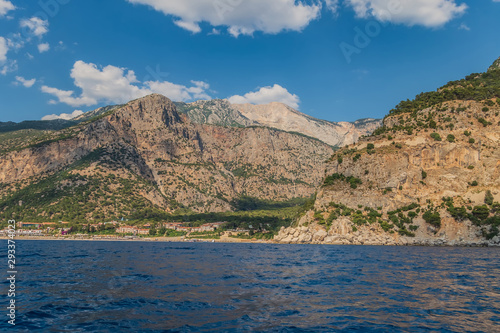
xmin=1 ymin=240 xmax=499 ymax=332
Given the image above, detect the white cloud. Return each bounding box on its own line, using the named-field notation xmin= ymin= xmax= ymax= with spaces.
xmin=346 ymin=0 xmax=467 ymax=27
xmin=41 ymin=60 xmax=212 ymax=107
xmin=42 ymin=110 xmax=84 ymax=121
xmin=147 ymin=80 xmax=211 ymax=101
xmin=228 ymin=84 xmax=300 ymax=109
xmin=0 ymin=36 xmax=7 ymax=62
xmin=20 ymin=17 xmax=49 ymax=37
xmin=0 ymin=37 xmax=17 ymax=75
xmin=38 ymin=42 xmax=50 ymax=53
xmin=6 ymin=33 xmax=24 ymax=50
xmin=41 ymin=85 xmax=96 ymax=107
xmin=126 ymin=0 xmax=321 ymax=37
xmin=458 ymin=23 xmax=470 ymax=31
xmin=0 ymin=60 xmax=16 ymax=75
xmin=324 ymin=0 xmax=340 ymax=12
xmin=0 ymin=0 xmax=14 ymax=17
xmin=174 ymin=20 xmax=202 ymax=34
xmin=14 ymin=76 xmax=36 ymax=87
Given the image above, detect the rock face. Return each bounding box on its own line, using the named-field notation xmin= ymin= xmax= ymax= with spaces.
xmin=176 ymin=99 xmax=382 ymax=147
xmin=276 ymin=57 xmax=500 ymax=246
xmin=0 ymin=94 xmax=334 ymax=218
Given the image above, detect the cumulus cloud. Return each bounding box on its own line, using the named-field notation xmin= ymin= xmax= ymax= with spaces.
xmin=38 ymin=42 xmax=50 ymax=53
xmin=345 ymin=0 xmax=467 ymax=27
xmin=0 ymin=0 xmax=14 ymax=17
xmin=0 ymin=36 xmax=17 ymax=75
xmin=147 ymin=80 xmax=211 ymax=101
xmin=42 ymin=110 xmax=84 ymax=121
xmin=20 ymin=17 xmax=49 ymax=37
xmin=14 ymin=76 xmax=36 ymax=87
xmin=126 ymin=0 xmax=321 ymax=37
xmin=41 ymin=85 xmax=96 ymax=107
xmin=228 ymin=84 xmax=300 ymax=109
xmin=0 ymin=36 xmax=7 ymax=62
xmin=41 ymin=60 xmax=212 ymax=107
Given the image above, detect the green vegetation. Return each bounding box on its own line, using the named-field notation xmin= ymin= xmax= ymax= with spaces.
xmin=0 ymin=148 xmax=178 ymax=223
xmin=323 ymin=173 xmax=362 ymax=189
xmin=478 ymin=118 xmax=492 ymax=127
xmin=447 ymin=134 xmax=455 ymax=142
xmin=430 ymin=133 xmax=442 ymax=141
xmin=471 ymin=205 xmax=490 ymax=221
xmin=231 ymin=196 xmax=308 ymax=211
xmin=423 ymin=210 xmax=441 ymax=228
xmin=387 ymin=69 xmax=500 ymax=117
xmin=485 ymin=190 xmax=494 ymax=206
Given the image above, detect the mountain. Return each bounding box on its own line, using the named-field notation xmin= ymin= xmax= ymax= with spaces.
xmin=0 ymin=94 xmax=334 ymax=223
xmin=0 ymin=119 xmax=77 ymax=133
xmin=0 ymin=105 xmax=122 ymax=133
xmin=176 ymin=99 xmax=382 ymax=147
xmin=175 ymin=99 xmax=255 ymax=128
xmin=275 ymin=57 xmax=500 ymax=246
xmin=1 ymin=98 xmax=379 ymax=149
xmin=72 ymin=105 xmax=123 ymax=122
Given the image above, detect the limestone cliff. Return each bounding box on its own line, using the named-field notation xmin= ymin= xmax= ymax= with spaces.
xmin=276 ymin=59 xmax=500 ymax=246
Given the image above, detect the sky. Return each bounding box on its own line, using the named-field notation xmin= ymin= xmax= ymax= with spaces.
xmin=0 ymin=0 xmax=499 ymax=123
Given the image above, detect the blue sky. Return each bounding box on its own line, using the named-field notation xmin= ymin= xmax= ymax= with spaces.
xmin=0 ymin=0 xmax=499 ymax=123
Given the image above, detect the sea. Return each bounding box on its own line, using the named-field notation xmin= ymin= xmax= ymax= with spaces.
xmin=1 ymin=240 xmax=499 ymax=332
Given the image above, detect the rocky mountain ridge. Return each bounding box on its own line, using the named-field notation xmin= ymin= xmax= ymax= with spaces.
xmin=176 ymin=99 xmax=382 ymax=147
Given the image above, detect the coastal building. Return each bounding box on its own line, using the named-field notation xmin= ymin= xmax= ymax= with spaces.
xmin=137 ymin=229 xmax=149 ymax=235
xmin=117 ymin=225 xmax=138 ymax=234
xmin=164 ymin=222 xmax=184 ymax=230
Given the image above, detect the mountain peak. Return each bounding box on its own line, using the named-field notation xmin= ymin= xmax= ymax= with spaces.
xmin=114 ymin=93 xmax=182 ymax=128
xmin=488 ymin=56 xmax=500 ymax=72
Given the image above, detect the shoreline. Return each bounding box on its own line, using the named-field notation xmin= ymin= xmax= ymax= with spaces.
xmin=0 ymin=235 xmax=273 ymax=244
xmin=1 ymin=236 xmax=498 ymax=247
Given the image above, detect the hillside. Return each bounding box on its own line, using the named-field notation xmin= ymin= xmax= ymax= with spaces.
xmin=276 ymin=57 xmax=500 ymax=246
xmin=0 ymin=94 xmax=334 ymax=223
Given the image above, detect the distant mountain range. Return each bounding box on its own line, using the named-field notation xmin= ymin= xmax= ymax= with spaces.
xmin=2 ymin=100 xmax=381 ymax=147
xmin=176 ymin=99 xmax=382 ymax=147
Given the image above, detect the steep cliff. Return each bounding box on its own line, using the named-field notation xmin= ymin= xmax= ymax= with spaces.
xmin=0 ymin=94 xmax=334 ymax=222
xmin=276 ymin=59 xmax=500 ymax=246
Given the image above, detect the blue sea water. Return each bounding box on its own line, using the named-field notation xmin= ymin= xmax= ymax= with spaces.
xmin=1 ymin=240 xmax=499 ymax=332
